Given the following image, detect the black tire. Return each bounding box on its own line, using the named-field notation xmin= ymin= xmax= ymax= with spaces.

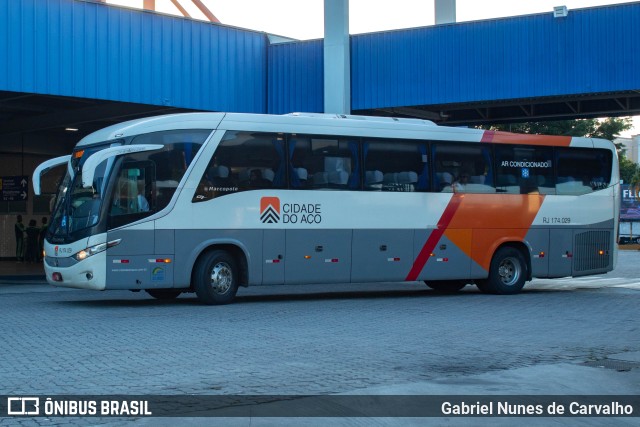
xmin=193 ymin=250 xmax=239 ymax=305
xmin=479 ymin=246 xmax=528 ymax=295
xmin=424 ymin=280 xmax=466 ymax=293
xmin=146 ymin=289 xmax=182 ymax=300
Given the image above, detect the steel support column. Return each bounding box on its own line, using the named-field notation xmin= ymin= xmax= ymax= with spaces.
xmin=324 ymin=0 xmax=351 ymax=114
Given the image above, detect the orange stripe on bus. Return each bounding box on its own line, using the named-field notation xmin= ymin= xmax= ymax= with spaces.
xmin=481 ymin=130 xmax=572 ymax=146
xmin=444 ymin=194 xmax=545 ymax=271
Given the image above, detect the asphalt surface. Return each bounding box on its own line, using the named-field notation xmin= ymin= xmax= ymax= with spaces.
xmin=1 ymin=250 xmax=639 ymax=426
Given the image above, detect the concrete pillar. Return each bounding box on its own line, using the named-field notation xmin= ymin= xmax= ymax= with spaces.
xmin=632 ymin=135 xmax=640 ymax=163
xmin=435 ymin=0 xmax=456 ymax=24
xmin=324 ymin=0 xmax=351 ymax=114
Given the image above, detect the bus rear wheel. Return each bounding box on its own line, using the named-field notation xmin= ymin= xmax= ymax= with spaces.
xmin=193 ymin=250 xmax=238 ymax=305
xmin=424 ymin=280 xmax=466 ymax=293
xmin=146 ymin=289 xmax=182 ymax=300
xmin=478 ymin=246 xmax=527 ymax=295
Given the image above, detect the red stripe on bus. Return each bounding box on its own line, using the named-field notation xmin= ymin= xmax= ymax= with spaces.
xmin=405 ymin=195 xmax=463 ymax=281
xmin=481 ymin=130 xmax=495 ymax=143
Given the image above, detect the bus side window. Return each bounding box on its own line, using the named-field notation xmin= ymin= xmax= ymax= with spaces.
xmin=363 ymin=140 xmax=428 ymax=192
xmin=109 ymin=163 xmax=154 ymax=216
xmin=555 ymin=148 xmax=612 ymax=195
xmin=433 ymin=144 xmax=494 ymax=193
xmin=192 ymin=131 xmax=284 ymax=202
xmin=289 ymin=136 xmax=358 ymax=190
xmin=130 ymin=130 xmax=209 ymax=209
xmin=495 ymin=145 xmax=553 ymax=194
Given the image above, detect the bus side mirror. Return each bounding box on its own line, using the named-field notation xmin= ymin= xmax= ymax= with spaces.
xmin=32 ymin=155 xmax=71 ymax=195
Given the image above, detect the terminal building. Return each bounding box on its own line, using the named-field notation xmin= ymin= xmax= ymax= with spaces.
xmin=1 ymin=0 xmax=640 ymax=257
xmin=616 ymin=135 xmax=640 ymax=164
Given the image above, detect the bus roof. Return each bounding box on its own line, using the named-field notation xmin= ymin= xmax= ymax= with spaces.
xmin=76 ymin=112 xmax=611 ymax=151
xmin=76 ymin=113 xmax=226 ymax=147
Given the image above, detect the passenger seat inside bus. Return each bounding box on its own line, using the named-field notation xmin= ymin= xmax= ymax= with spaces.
xmin=470 ymin=175 xmax=485 ymax=184
xmin=240 ymin=168 xmax=274 ymax=188
xmin=397 ymin=171 xmax=418 ymax=191
xmin=437 ymin=172 xmax=453 ymax=192
xmin=328 ymin=170 xmax=349 ymax=188
xmin=536 ymin=176 xmax=555 ymax=194
xmin=294 ymin=168 xmax=308 ymax=188
xmin=262 ymin=169 xmax=275 ymax=184
xmin=209 ymin=165 xmax=230 ymax=186
xmin=556 ymin=176 xmax=591 ymax=195
xmin=497 ymin=174 xmax=519 ymax=193
xmin=312 ymin=172 xmax=329 ymax=188
xmin=365 ymin=170 xmax=383 ymax=191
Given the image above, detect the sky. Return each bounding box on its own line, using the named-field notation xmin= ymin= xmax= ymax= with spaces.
xmin=106 ymin=0 xmax=639 ymax=136
xmin=107 ymin=0 xmax=638 ymax=40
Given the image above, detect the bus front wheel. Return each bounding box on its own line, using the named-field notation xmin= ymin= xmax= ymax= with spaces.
xmin=194 ymin=250 xmax=239 ymax=305
xmin=477 ymin=247 xmax=527 ymax=295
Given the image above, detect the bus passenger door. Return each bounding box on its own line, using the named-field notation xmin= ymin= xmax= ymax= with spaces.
xmin=262 ymin=230 xmax=285 ymax=285
xmin=548 ymin=229 xmax=573 ymax=277
xmin=106 ymin=228 xmax=157 ymax=289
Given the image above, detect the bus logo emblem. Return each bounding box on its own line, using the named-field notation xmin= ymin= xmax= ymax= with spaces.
xmin=260 ymin=197 xmax=280 ymax=224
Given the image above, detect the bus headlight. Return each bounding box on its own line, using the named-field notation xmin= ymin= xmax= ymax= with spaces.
xmin=74 ymin=239 xmax=121 ymax=261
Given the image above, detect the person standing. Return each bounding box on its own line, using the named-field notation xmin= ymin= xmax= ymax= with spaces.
xmin=14 ymin=215 xmax=26 ymax=262
xmin=25 ymin=220 xmax=41 ymax=263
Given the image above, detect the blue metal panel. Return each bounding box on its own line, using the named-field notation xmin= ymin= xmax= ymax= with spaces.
xmin=0 ymin=0 xmax=268 ymax=113
xmin=3 ymin=1 xmax=640 ymax=115
xmin=351 ymin=3 xmax=640 ymax=110
xmin=268 ymin=39 xmax=323 ymax=114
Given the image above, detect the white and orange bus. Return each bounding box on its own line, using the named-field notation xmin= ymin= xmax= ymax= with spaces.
xmin=33 ymin=112 xmax=619 ymax=304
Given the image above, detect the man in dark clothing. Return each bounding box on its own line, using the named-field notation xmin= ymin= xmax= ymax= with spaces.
xmin=14 ymin=215 xmax=25 ymax=262
xmin=25 ymin=219 xmax=41 ymax=263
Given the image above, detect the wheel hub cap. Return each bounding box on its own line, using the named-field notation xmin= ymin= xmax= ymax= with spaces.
xmin=498 ymin=257 xmax=520 ymax=286
xmin=210 ymin=262 xmax=232 ymax=294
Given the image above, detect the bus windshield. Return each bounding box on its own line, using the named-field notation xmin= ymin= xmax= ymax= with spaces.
xmin=47 ymin=129 xmax=211 ymax=242
xmin=48 ymin=143 xmax=120 ymax=242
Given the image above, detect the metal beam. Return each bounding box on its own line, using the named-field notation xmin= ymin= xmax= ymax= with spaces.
xmin=170 ymin=0 xmax=192 ymax=18
xmin=518 ymin=104 xmax=533 ymax=116
xmin=190 ymin=0 xmax=220 ymax=23
xmin=143 ymin=0 xmax=156 ymax=11
xmin=379 ymin=107 xmax=441 ymax=121
xmin=366 ymin=92 xmax=640 ymax=125
xmin=613 ymin=97 xmax=628 ymax=110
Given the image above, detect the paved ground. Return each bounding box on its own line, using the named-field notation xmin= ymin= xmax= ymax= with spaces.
xmin=0 ymin=259 xmax=44 ymax=281
xmin=1 ymin=251 xmax=639 ymax=426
